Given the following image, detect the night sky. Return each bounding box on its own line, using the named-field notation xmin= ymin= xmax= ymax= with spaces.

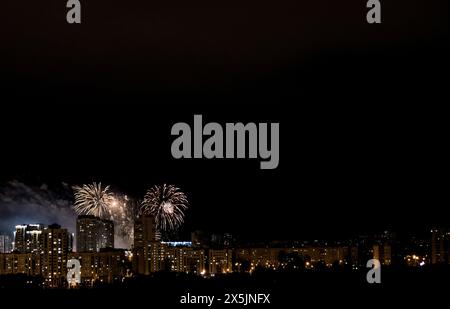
xmin=1 ymin=1 xmax=449 ymax=242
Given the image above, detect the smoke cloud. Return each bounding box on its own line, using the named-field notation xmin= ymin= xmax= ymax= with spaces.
xmin=0 ymin=180 xmax=132 ymax=250
xmin=0 ymin=180 xmax=76 ymax=235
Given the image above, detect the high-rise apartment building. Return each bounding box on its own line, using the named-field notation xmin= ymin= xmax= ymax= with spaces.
xmin=133 ymin=215 xmax=158 ymax=274
xmin=13 ymin=224 xmax=44 ymax=253
xmin=41 ymin=224 xmax=71 ymax=287
xmin=431 ymin=228 xmax=449 ymax=264
xmin=76 ymin=215 xmax=114 ymax=252
xmin=0 ymin=234 xmax=12 ymax=253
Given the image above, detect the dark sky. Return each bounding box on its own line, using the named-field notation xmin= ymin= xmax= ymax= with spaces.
xmin=2 ymin=0 xmax=449 ymax=93
xmin=1 ymin=1 xmax=449 ymax=241
xmin=1 ymin=103 xmax=448 ymax=241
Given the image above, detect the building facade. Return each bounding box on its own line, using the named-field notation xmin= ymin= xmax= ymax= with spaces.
xmin=76 ymin=215 xmax=114 ymax=252
xmin=41 ymin=224 xmax=71 ymax=287
xmin=431 ymin=228 xmax=449 ymax=264
xmin=166 ymin=246 xmax=206 ymax=274
xmin=1 ymin=223 xmax=72 ymax=287
xmin=373 ymin=243 xmax=392 ymax=266
xmin=0 ymin=252 xmax=41 ymax=276
xmin=208 ymin=249 xmax=233 ymax=274
xmin=0 ymin=234 xmax=12 ymax=253
xmin=13 ymin=224 xmax=45 ymax=253
xmin=132 ymin=215 xmax=157 ymax=274
xmin=69 ymin=249 xmax=127 ymax=286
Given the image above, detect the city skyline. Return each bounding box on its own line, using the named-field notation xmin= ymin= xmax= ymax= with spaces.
xmin=0 ymin=214 xmax=445 ymax=249
xmin=1 ymin=175 xmax=449 ymax=289
xmin=2 ymin=211 xmax=450 ymax=288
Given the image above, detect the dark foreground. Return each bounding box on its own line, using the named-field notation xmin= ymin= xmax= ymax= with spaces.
xmin=1 ymin=267 xmax=449 ymax=308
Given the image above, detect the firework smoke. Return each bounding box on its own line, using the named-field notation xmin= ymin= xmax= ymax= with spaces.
xmin=0 ymin=180 xmax=75 ymax=236
xmin=72 ymin=182 xmax=138 ymax=248
xmin=108 ymin=193 xmax=140 ymax=246
xmin=141 ymin=184 xmax=189 ymax=235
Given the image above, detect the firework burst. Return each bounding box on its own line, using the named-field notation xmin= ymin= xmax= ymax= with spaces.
xmin=73 ymin=182 xmax=114 ymax=218
xmin=72 ymin=183 xmax=139 ymax=247
xmin=141 ymin=184 xmax=189 ymax=233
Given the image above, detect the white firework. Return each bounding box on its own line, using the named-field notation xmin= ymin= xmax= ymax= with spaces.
xmin=141 ymin=184 xmax=189 ymax=233
xmin=72 ymin=183 xmax=138 ymax=247
xmin=72 ymin=182 xmax=113 ymax=218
